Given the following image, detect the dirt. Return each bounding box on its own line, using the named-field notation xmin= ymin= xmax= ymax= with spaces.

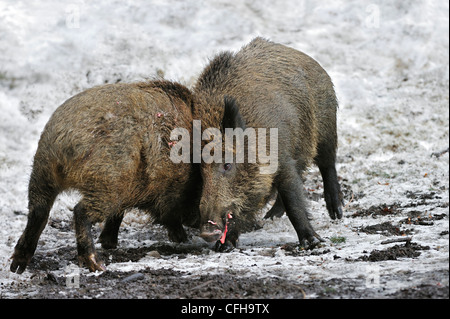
xmin=357 ymin=241 xmax=430 ymax=262
xmin=3 ymin=244 xmax=448 ymax=299
xmin=350 ymin=203 xmax=402 ymax=218
xmin=1 ymin=188 xmax=448 ymax=300
xmin=3 ymin=214 xmax=448 ymax=299
xmin=2 ymin=252 xmax=449 ymax=299
xmin=357 ymin=221 xmax=413 ymax=236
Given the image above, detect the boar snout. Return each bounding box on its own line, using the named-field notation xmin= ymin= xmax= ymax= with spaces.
xmin=198 ymin=204 xmax=233 ymax=243
xmin=199 ymin=222 xmax=223 ymax=243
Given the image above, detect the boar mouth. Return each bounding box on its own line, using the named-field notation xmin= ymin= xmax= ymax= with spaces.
xmin=199 ymin=212 xmax=233 ymax=243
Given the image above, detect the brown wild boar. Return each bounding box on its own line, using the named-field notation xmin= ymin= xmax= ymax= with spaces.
xmin=193 ymin=37 xmax=342 ymax=251
xmin=10 ymin=80 xmax=200 ymax=273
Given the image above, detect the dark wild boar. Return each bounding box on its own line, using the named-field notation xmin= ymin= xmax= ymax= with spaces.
xmin=193 ymin=37 xmax=342 ymax=251
xmin=10 ymin=80 xmax=200 ymax=273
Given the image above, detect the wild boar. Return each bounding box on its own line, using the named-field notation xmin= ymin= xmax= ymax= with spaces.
xmin=193 ymin=37 xmax=342 ymax=251
xmin=10 ymin=80 xmax=200 ymax=273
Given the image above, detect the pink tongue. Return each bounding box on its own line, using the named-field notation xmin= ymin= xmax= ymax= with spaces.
xmin=219 ymin=223 xmax=228 ymax=244
xmin=219 ymin=213 xmax=232 ymax=244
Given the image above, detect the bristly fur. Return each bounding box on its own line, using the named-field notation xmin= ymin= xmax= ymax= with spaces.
xmin=222 ymin=95 xmax=245 ymax=130
xmin=138 ymin=80 xmax=195 ymax=112
xmin=195 ymin=51 xmax=235 ymax=93
xmin=11 ymin=79 xmax=201 ymax=273
xmin=193 ymin=37 xmax=341 ymax=250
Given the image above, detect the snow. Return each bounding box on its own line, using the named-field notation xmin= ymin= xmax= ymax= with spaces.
xmin=0 ymin=0 xmax=448 ymax=298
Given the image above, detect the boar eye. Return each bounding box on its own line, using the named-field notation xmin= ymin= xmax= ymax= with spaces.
xmin=223 ymin=163 xmax=232 ymax=171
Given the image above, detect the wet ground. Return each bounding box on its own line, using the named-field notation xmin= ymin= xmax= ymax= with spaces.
xmin=2 ymin=187 xmax=448 ymax=299
xmin=4 ymin=266 xmax=448 ymax=299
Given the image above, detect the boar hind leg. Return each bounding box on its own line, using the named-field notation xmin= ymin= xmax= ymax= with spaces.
xmin=99 ymin=212 xmax=124 ymax=249
xmin=10 ymin=205 xmax=55 ymax=274
xmin=315 ymin=143 xmax=343 ymax=220
xmin=278 ymin=162 xmax=324 ymax=248
xmin=11 ymin=182 xmax=58 ymax=274
xmin=74 ymin=202 xmax=106 ymax=272
xmin=319 ymin=165 xmax=343 ymax=220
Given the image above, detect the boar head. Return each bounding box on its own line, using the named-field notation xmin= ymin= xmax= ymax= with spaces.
xmin=198 ymin=96 xmax=275 ymax=249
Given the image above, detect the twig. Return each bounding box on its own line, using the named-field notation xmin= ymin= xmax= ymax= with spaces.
xmin=381 ymin=237 xmax=412 ymax=245
xmin=190 ymin=280 xmax=215 ymax=291
xmin=431 ymin=147 xmax=449 ymax=158
xmin=299 ymin=286 xmax=307 ymax=299
xmin=343 ymin=192 xmax=355 ymax=210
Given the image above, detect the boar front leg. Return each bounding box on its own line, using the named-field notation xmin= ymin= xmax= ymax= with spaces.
xmin=277 ymin=162 xmax=324 ymax=248
xmin=263 ymin=193 xmax=285 ymax=219
xmin=74 ymin=202 xmax=106 ymax=272
xmin=165 ymin=221 xmax=188 ymax=243
xmin=159 ymin=204 xmax=189 ymax=243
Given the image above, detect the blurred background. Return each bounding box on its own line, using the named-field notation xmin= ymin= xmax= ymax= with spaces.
xmin=0 ymin=0 xmax=448 ymax=219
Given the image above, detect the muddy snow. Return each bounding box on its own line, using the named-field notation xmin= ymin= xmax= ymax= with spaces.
xmin=0 ymin=0 xmax=448 ymax=299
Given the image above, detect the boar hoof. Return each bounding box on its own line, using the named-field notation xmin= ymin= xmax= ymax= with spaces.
xmin=99 ymin=237 xmax=118 ymax=250
xmin=327 ymin=206 xmax=343 ymax=220
xmin=167 ymin=227 xmax=188 ymax=243
xmin=79 ymin=254 xmax=106 ymax=272
xmin=335 ymin=206 xmax=343 ymax=219
xmin=214 ymin=240 xmax=235 ymax=252
xmin=299 ymin=234 xmax=325 ymax=250
xmin=327 ymin=198 xmax=343 ymax=220
xmin=10 ymin=251 xmax=33 ymax=274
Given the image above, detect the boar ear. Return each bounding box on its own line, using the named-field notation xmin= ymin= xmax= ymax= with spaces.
xmin=222 ymin=95 xmax=246 ymax=130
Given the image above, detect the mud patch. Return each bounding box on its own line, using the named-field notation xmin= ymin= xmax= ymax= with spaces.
xmin=405 ymin=191 xmax=442 ymax=201
xmin=350 ymin=191 xmax=449 ymax=219
xmin=351 ymin=203 xmax=401 ymax=218
xmin=358 ymin=241 xmax=430 ymax=262
xmin=279 ymin=242 xmax=330 ymax=257
xmin=357 ymin=221 xmax=413 ymax=236
xmin=28 ymin=247 xmax=77 ymax=273
xmin=27 ymin=242 xmax=209 ymax=273
xmin=389 ymin=283 xmax=449 ymax=298
xmin=400 ymin=211 xmax=447 ymax=226
xmin=2 ymin=268 xmax=320 ymax=299
xmin=403 ymin=191 xmax=449 ymax=209
xmin=102 ymin=242 xmax=209 ymax=264
xmin=5 ymin=267 xmax=447 ymax=299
